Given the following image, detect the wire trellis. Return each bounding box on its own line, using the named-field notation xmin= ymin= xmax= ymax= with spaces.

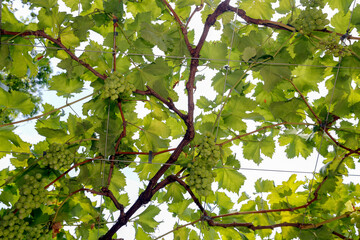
xmin=1 ymin=150 xmax=360 ymax=177
xmin=1 ymin=42 xmax=360 ymax=70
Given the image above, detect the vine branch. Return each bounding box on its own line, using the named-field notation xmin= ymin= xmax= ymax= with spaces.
xmin=0 ymin=29 xmax=107 ymax=80
xmin=135 ymin=87 xmax=187 ymax=121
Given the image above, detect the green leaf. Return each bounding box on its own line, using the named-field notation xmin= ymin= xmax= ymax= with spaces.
xmin=0 ymin=89 xmax=35 ymax=115
xmin=136 ymin=205 xmax=161 ymax=233
xmin=49 ymin=73 xmax=84 ymax=97
xmin=269 ymin=98 xmax=306 ymax=122
xmin=72 ymin=15 xmax=95 ymax=41
xmin=260 ymin=65 xmax=291 ymax=92
xmin=351 ymin=5 xmax=360 ymax=26
xmin=135 ymin=227 xmax=152 ymax=240
xmin=214 ymin=168 xmax=246 ymax=193
xmin=278 ymin=133 xmax=314 ymax=159
xmin=326 ymin=0 xmax=353 ymax=14
xmin=330 ymin=11 xmax=351 ymax=33
xmin=242 ymin=47 xmax=257 ymax=62
xmin=163 ymin=182 xmax=186 ymax=203
xmin=239 ymin=0 xmax=276 ymax=19
xmin=0 ymin=185 xmax=18 ymax=206
xmin=103 ymin=0 xmax=123 ymax=19
xmin=255 ymin=178 xmax=275 ymax=193
xmin=201 ymin=41 xmax=228 ymax=68
xmin=276 ymin=0 xmax=295 ymax=14
xmin=291 ymin=59 xmax=325 ymax=93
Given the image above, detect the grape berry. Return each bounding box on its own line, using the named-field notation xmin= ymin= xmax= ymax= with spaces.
xmin=187 ymin=133 xmax=220 ymax=196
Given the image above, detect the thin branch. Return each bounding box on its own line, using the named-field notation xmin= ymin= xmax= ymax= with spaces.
xmin=173 ymin=177 xmax=207 ymax=215
xmin=100 ymin=187 xmax=125 ymax=215
xmin=212 ymin=176 xmax=328 ymax=220
xmin=285 ymin=78 xmax=321 ymax=124
xmin=106 ymin=155 xmax=115 ymax=188
xmin=226 ymin=6 xmax=360 ymax=41
xmin=0 ymin=29 xmax=107 ymax=80
xmin=324 ymin=129 xmax=360 ymax=155
xmin=154 ymin=219 xmax=202 ymax=240
xmin=220 ymin=122 xmax=314 ymax=146
xmin=161 ymin=0 xmax=194 ymax=54
xmin=0 ymin=93 xmax=95 ymax=128
xmin=45 ymin=157 xmax=101 ymax=189
xmin=332 ymin=231 xmax=353 ymax=239
xmin=185 ymin=3 xmax=204 ymax=29
xmin=135 ymin=86 xmax=187 ymax=121
xmin=115 ymin=148 xmax=177 ymax=156
xmin=114 ymin=101 xmax=127 ymax=154
xmin=53 ymin=187 xmax=124 ymax=223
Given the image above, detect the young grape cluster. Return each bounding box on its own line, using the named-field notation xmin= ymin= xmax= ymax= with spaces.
xmin=187 ymin=133 xmax=220 ymax=196
xmin=25 ymin=224 xmax=51 ymax=240
xmin=319 ymin=33 xmax=351 ymax=57
xmin=41 ymin=143 xmax=76 ymax=170
xmin=350 ymin=211 xmax=360 ymax=229
xmin=293 ymin=7 xmax=329 ymax=34
xmin=14 ymin=174 xmax=48 ymax=219
xmin=0 ymin=212 xmax=50 ymax=240
xmin=0 ymin=212 xmax=28 ymax=240
xmin=103 ymin=72 xmax=136 ymax=100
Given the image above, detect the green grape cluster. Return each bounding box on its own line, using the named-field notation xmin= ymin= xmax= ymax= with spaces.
xmin=14 ymin=174 xmax=47 ymax=219
xmin=25 ymin=224 xmax=50 ymax=240
xmin=42 ymin=143 xmax=76 ymax=170
xmin=319 ymin=33 xmax=351 ymax=57
xmin=350 ymin=211 xmax=360 ymax=229
xmin=0 ymin=212 xmax=28 ymax=240
xmin=300 ymin=0 xmax=325 ymax=8
xmin=187 ymin=133 xmax=220 ymax=196
xmin=0 ymin=212 xmax=50 ymax=240
xmin=293 ymin=7 xmax=329 ymax=34
xmin=103 ymin=72 xmax=136 ymax=100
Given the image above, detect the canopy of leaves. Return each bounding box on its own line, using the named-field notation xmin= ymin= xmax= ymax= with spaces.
xmin=1 ymin=0 xmax=360 ymax=239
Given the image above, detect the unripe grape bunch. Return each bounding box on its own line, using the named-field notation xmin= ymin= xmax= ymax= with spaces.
xmin=187 ymin=133 xmax=220 ymax=196
xmin=0 ymin=212 xmax=50 ymax=240
xmin=14 ymin=174 xmax=48 ymax=220
xmin=0 ymin=212 xmax=28 ymax=240
xmin=103 ymin=71 xmax=136 ymax=100
xmin=41 ymin=143 xmax=77 ymax=170
xmin=25 ymin=224 xmax=51 ymax=240
xmin=293 ymin=7 xmax=329 ymax=34
xmin=350 ymin=211 xmax=360 ymax=229
xmin=319 ymin=33 xmax=351 ymax=57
